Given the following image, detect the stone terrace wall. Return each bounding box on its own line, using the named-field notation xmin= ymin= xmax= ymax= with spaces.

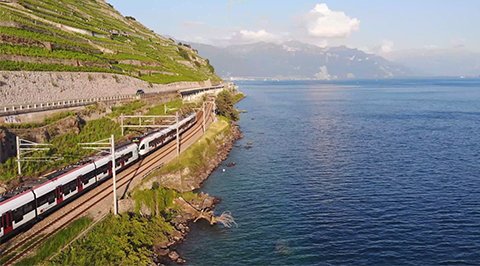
xmin=0 ymin=71 xmax=204 ymax=106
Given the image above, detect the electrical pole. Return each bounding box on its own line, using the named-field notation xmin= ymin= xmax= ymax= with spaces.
xmin=111 ymin=134 xmax=117 ymax=215
xmin=16 ymin=137 xmax=60 ymax=175
xmin=16 ymin=136 xmax=21 ymax=175
xmin=202 ymin=102 xmax=206 ymax=133
xmin=79 ymin=136 xmax=117 ymax=215
xmin=176 ymin=112 xmax=180 ymax=156
xmin=121 ymin=113 xmax=124 ymax=136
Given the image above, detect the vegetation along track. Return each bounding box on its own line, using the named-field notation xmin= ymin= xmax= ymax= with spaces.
xmin=1 ymin=104 xmax=215 ymax=265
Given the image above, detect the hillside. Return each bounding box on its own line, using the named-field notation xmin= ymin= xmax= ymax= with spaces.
xmin=0 ymin=0 xmax=220 ymax=84
xmin=190 ymin=41 xmax=416 ymax=80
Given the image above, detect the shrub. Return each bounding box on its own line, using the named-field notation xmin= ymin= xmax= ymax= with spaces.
xmin=178 ymin=48 xmax=190 ymax=61
xmin=215 ymin=90 xmax=239 ymax=121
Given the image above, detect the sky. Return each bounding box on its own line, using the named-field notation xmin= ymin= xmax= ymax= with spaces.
xmin=108 ymin=0 xmax=480 ymax=55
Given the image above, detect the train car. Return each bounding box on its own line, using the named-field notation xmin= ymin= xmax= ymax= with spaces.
xmin=0 ymin=188 xmax=36 ymax=239
xmin=93 ymin=143 xmax=139 ymax=182
xmin=32 ymin=162 xmax=96 ymax=216
xmin=137 ymin=113 xmax=197 ymax=157
xmin=1 ymin=112 xmax=197 ymax=241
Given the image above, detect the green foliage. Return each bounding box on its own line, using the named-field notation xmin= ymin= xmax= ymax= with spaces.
xmin=15 ymin=217 xmax=92 ymax=266
xmin=109 ymin=100 xmax=146 ymax=117
xmin=132 ymin=187 xmax=177 ymax=216
xmin=49 ymin=214 xmax=173 ymax=266
xmin=233 ymin=92 xmax=245 ymax=103
xmin=0 ymin=43 xmax=103 ymax=62
xmin=153 ymin=119 xmax=230 ymax=175
xmin=0 ymin=0 xmax=223 ymax=84
xmin=194 ymin=61 xmax=201 ymax=68
xmin=0 ymin=117 xmax=123 ymax=181
xmin=145 ymin=98 xmax=182 ymax=115
xmin=0 ymin=60 xmax=118 ymax=73
xmin=177 ymin=48 xmax=190 ymax=61
xmin=216 ymin=90 xmax=240 ymax=121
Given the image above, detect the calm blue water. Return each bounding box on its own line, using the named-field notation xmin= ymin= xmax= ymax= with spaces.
xmin=176 ymin=79 xmax=480 ymax=266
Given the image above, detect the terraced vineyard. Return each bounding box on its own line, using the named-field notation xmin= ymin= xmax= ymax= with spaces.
xmin=0 ymin=0 xmax=221 ymax=84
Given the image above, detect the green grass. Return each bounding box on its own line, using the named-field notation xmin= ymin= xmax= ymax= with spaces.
xmin=0 ymin=117 xmax=123 ymax=181
xmin=153 ymin=119 xmax=230 ymax=175
xmin=0 ymin=43 xmax=103 ymax=62
xmin=15 ymin=217 xmax=92 ymax=266
xmin=48 ymin=214 xmax=173 ymax=266
xmin=109 ymin=99 xmax=146 ymax=117
xmin=145 ymin=99 xmax=183 ymax=115
xmin=0 ymin=60 xmax=119 ymax=73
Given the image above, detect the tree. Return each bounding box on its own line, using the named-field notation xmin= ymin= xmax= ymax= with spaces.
xmin=215 ymin=90 xmax=239 ymax=121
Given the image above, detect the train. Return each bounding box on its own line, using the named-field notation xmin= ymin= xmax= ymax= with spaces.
xmin=0 ymin=112 xmax=197 ymax=241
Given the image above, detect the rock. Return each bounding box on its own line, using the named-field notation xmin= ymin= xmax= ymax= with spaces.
xmin=156 ymin=240 xmax=169 ymax=249
xmin=226 ymin=162 xmax=236 ymax=167
xmin=155 ymin=248 xmax=169 ymax=257
xmin=169 ymin=251 xmax=180 ymax=261
xmin=247 ymin=142 xmax=252 ymax=145
xmin=177 ymin=258 xmax=187 ymax=263
xmin=176 ymin=223 xmax=185 ymax=231
xmin=251 ymin=118 xmax=255 ymax=120
xmin=245 ymin=146 xmax=252 ymax=150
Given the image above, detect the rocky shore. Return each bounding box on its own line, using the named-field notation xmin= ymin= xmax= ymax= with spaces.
xmin=158 ymin=124 xmax=242 ymax=265
xmin=122 ymin=123 xmax=243 ymax=265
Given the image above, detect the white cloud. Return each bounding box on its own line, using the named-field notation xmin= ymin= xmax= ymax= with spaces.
xmin=380 ymin=40 xmax=394 ymax=53
xmin=235 ymin=29 xmax=280 ymax=43
xmin=299 ymin=4 xmax=360 ymax=38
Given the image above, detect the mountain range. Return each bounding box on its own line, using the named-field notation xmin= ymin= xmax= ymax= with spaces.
xmin=187 ymin=41 xmax=480 ymax=80
xmin=190 ymin=41 xmax=416 ymax=80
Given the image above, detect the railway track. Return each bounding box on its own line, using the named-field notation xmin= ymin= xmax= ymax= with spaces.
xmin=0 ymin=104 xmax=215 ymax=265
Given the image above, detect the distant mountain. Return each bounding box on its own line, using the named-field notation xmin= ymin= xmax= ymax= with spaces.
xmin=386 ymin=48 xmax=480 ymax=77
xmin=189 ymin=41 xmax=415 ymax=80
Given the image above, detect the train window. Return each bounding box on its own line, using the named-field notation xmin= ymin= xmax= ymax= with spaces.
xmin=13 ymin=207 xmax=24 ymax=223
xmin=83 ymin=171 xmax=95 ymax=184
xmin=63 ymin=180 xmax=77 ymax=196
xmin=97 ymin=164 xmax=108 ymax=175
xmin=47 ymin=191 xmax=55 ymax=204
xmin=24 ymin=201 xmax=34 ymax=213
xmin=140 ymin=144 xmax=145 ymax=150
xmin=38 ymin=194 xmax=48 ymax=206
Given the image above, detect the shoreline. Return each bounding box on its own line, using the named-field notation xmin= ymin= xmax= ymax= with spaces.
xmin=153 ymin=123 xmax=243 ymax=265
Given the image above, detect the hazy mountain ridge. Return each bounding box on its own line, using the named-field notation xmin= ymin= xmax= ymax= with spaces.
xmin=190 ymin=41 xmax=416 ymax=80
xmin=386 ymin=48 xmax=480 ymax=77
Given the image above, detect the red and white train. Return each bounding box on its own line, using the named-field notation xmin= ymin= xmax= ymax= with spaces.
xmin=0 ymin=113 xmax=196 ymax=241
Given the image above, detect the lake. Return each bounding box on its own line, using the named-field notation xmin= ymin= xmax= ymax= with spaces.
xmin=176 ymin=79 xmax=480 ymax=265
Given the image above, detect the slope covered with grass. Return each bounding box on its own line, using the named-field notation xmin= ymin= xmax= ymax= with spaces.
xmin=0 ymin=0 xmax=221 ymax=84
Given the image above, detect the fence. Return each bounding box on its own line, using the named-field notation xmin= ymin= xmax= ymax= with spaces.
xmin=0 ymin=94 xmax=135 ymax=116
